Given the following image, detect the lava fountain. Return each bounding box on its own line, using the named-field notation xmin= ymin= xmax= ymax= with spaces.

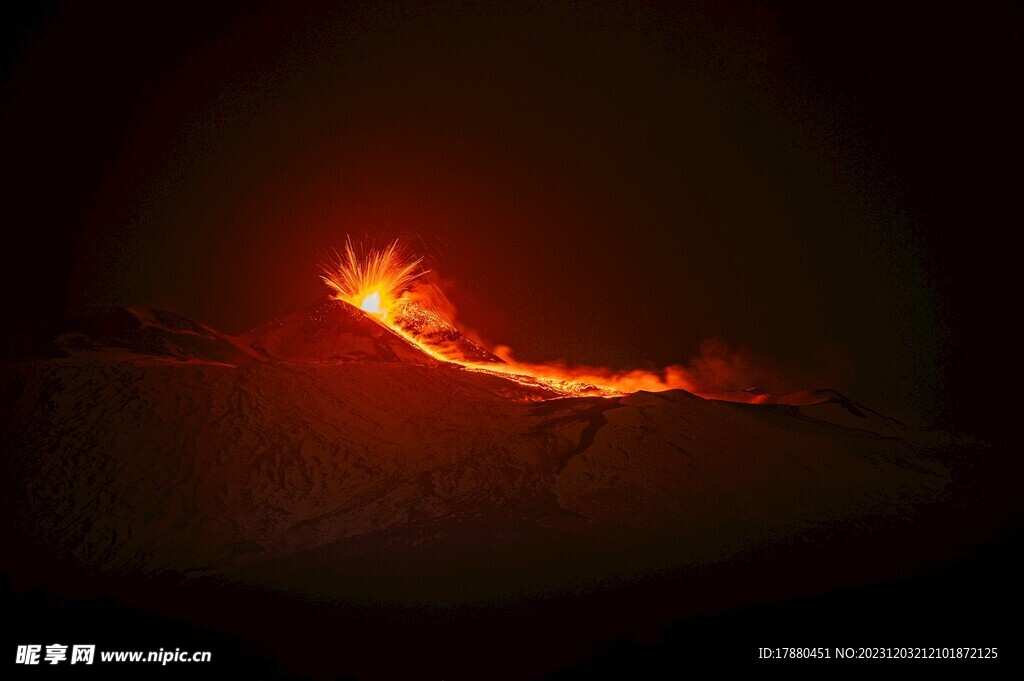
xmin=321 ymin=239 xmax=426 ymax=322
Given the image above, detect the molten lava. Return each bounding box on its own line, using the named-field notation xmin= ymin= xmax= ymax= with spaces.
xmin=322 ymin=239 xmax=698 ymax=398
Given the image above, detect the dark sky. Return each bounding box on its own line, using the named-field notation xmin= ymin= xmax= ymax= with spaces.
xmin=2 ymin=1 xmax=1021 ymax=437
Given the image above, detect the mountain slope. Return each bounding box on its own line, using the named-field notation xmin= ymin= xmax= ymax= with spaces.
xmin=1 ymin=306 xmax=1016 ymax=678
xmin=1 ymin=309 xmax=966 ymax=591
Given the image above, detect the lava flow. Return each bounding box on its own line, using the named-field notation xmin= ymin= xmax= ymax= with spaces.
xmin=322 ymin=239 xmax=697 ymax=397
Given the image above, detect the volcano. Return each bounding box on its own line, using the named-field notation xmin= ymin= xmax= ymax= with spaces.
xmin=2 ymin=302 xmax=1018 ymax=678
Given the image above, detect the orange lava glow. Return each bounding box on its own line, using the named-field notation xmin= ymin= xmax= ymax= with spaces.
xmin=322 ymin=239 xmax=698 ymax=398
xmin=322 ymin=239 xmax=426 ymax=322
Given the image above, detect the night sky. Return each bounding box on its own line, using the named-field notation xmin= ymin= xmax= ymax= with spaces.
xmin=2 ymin=1 xmax=1021 ymax=437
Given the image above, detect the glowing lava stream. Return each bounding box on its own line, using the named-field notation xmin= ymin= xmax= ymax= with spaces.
xmin=322 ymin=239 xmax=695 ymax=398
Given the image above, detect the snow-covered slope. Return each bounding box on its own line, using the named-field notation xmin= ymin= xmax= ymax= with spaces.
xmin=2 ymin=306 xmax=1014 ymax=679
xmin=1 ymin=306 xmax=964 ymax=597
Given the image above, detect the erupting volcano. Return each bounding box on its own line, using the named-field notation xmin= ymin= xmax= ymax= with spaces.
xmin=1 ymin=241 xmax=1017 ymax=678
xmin=318 ymin=238 xmax=714 ymax=398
